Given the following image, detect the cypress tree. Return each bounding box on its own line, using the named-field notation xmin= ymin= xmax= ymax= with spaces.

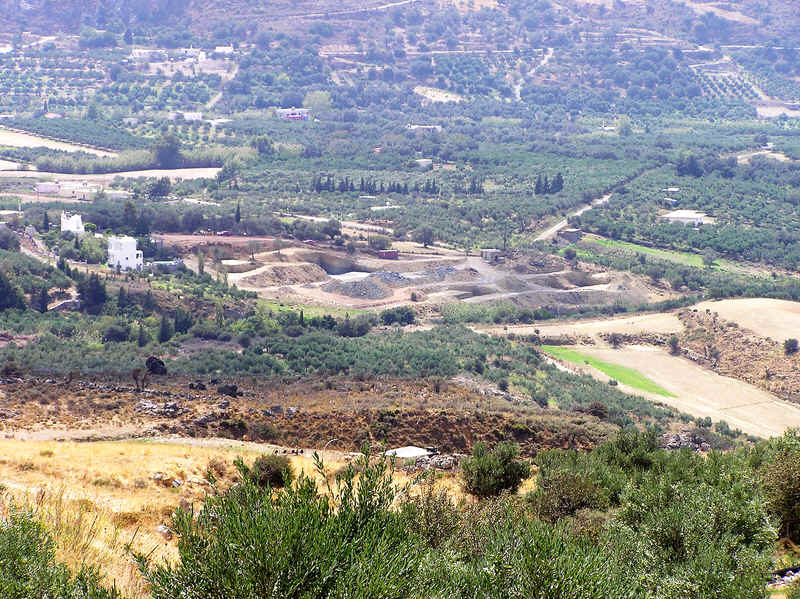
xmin=38 ymin=287 xmax=49 ymax=313
xmin=235 ymin=202 xmax=241 ymax=223
xmin=159 ymin=314 xmax=173 ymax=343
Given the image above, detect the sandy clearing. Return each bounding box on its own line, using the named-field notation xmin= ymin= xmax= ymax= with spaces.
xmin=0 ymin=167 xmax=221 ymax=182
xmin=0 ymin=128 xmax=118 ymax=157
xmin=694 ymin=298 xmax=800 ymax=342
xmin=0 ymin=159 xmax=19 ymax=170
xmin=414 ymin=86 xmax=465 ymax=103
xmin=478 ymin=312 xmax=684 ymax=339
xmin=737 ymin=149 xmax=794 ymax=164
xmin=756 ymin=105 xmax=800 ymax=118
xmin=573 ymin=346 xmax=800 ymax=438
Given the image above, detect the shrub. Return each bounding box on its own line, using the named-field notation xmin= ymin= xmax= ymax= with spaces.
xmin=530 ymin=469 xmax=610 ymax=522
xmin=102 ymin=321 xmax=131 ymax=343
xmin=137 ymin=453 xmax=423 ymax=598
xmin=461 ymin=442 xmax=531 ymax=498
xmin=400 ymin=472 xmax=459 ymax=548
xmin=786 ymin=338 xmax=799 ymax=355
xmin=243 ymin=454 xmax=294 ymax=489
xmin=0 ymin=508 xmax=118 ymax=598
xmin=762 ymin=432 xmax=800 ymax=541
xmin=0 ymin=228 xmax=20 ymax=251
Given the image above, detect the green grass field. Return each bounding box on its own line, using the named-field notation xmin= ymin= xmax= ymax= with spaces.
xmin=581 ymin=235 xmax=750 ymax=274
xmin=541 ymin=345 xmax=676 ymax=397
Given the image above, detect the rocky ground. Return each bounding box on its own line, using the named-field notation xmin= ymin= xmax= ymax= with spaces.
xmin=0 ymin=375 xmax=618 ymax=455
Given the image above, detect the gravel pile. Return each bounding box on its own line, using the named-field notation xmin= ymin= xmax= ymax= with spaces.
xmin=323 ymin=278 xmax=391 ymax=299
xmin=660 ymin=431 xmax=711 ymax=452
xmin=371 ymin=271 xmax=411 ymax=287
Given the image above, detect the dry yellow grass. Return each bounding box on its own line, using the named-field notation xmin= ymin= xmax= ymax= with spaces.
xmin=0 ymin=438 xmax=537 ymax=595
xmin=0 ymin=438 xmax=345 ymax=596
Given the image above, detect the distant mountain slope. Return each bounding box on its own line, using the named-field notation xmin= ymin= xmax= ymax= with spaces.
xmin=0 ymin=0 xmax=797 ymax=47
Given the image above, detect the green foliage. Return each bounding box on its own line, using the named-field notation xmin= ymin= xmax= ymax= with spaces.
xmin=138 ymin=452 xmax=422 ymax=599
xmin=152 ymin=134 xmax=182 ymax=169
xmin=0 ymin=228 xmax=20 ymax=251
xmin=0 ymin=270 xmax=26 ymax=311
xmin=785 ymin=338 xmax=799 ymax=355
xmin=761 ymin=429 xmax=800 ymax=541
xmin=461 ymin=442 xmax=531 ymax=498
xmin=240 ymin=454 xmax=294 ymax=489
xmin=379 ymin=306 xmax=416 ymax=326
xmin=0 ymin=508 xmax=117 ymax=598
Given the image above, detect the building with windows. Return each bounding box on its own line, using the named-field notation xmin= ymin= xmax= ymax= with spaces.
xmin=107 ymin=236 xmax=143 ymax=270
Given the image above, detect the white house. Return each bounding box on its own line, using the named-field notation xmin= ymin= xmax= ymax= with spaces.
xmin=60 ymin=211 xmax=85 ymax=236
xmin=660 ymin=209 xmax=708 ymax=226
xmin=214 ymin=45 xmax=234 ymax=55
xmin=35 ymin=182 xmax=59 ymax=194
xmin=58 ymin=181 xmax=101 ymax=200
xmin=107 ymin=236 xmax=143 ymax=271
xmin=182 ymin=111 xmax=203 ymax=122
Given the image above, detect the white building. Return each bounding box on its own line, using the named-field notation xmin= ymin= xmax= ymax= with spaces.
xmin=214 ymin=45 xmax=234 ymax=55
xmin=35 ymin=182 xmax=60 ymax=194
xmin=107 ymin=236 xmax=143 ymax=271
xmin=660 ymin=209 xmax=708 ymax=226
xmin=60 ymin=211 xmax=85 ymax=236
xmin=58 ymin=181 xmax=101 ymax=200
xmin=182 ymin=111 xmax=203 ymax=122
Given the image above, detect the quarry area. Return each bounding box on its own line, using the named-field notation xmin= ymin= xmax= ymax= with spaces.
xmin=155 ymin=233 xmax=671 ymax=311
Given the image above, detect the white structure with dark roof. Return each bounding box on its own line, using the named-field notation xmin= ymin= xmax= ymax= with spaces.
xmin=107 ymin=236 xmax=143 ymax=270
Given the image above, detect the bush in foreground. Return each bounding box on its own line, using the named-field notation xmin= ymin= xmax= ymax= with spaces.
xmin=460 ymin=441 xmax=531 ymax=498
xmin=240 ymin=454 xmax=294 ymax=489
xmin=0 ymin=508 xmax=117 ymax=599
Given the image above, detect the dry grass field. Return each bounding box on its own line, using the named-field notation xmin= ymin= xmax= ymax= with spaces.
xmin=0 ymin=437 xmax=534 ymax=597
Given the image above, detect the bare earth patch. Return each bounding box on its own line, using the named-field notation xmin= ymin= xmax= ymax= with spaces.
xmin=694 ymin=298 xmax=800 ymax=342
xmin=413 ymin=86 xmax=465 ymax=103
xmin=573 ymin=345 xmax=800 ymax=438
xmin=478 ymin=312 xmax=684 ymax=340
xmin=0 ymin=128 xmax=117 ymax=157
xmin=0 ymin=167 xmax=221 ymax=182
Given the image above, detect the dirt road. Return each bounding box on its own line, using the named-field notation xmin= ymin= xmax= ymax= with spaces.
xmin=0 ymin=128 xmax=117 ymax=157
xmin=0 ymin=167 xmax=221 ymax=182
xmin=535 ymin=193 xmax=611 ymax=241
xmin=477 ymin=311 xmax=684 ymax=339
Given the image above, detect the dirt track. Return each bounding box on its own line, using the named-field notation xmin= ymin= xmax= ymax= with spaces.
xmin=478 ymin=311 xmax=684 ymax=339
xmin=0 ymin=167 xmax=221 ymax=182
xmin=572 ymin=345 xmax=800 ymax=438
xmin=0 ymin=128 xmax=117 ymax=157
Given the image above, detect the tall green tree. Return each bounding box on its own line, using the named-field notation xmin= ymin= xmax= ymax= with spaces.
xmin=159 ymin=314 xmax=173 ymax=343
xmin=152 ymin=134 xmax=182 ymax=169
xmin=0 ymin=271 xmax=26 ymax=311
